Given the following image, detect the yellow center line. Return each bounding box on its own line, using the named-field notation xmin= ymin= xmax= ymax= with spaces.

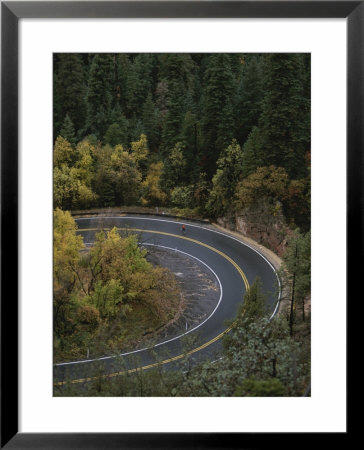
xmin=55 ymin=227 xmax=249 ymax=386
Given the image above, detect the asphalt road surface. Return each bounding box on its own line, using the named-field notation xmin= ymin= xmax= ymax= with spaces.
xmin=54 ymin=214 xmax=280 ymax=387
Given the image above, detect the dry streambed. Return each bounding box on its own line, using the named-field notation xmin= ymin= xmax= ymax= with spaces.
xmin=144 ymin=247 xmax=220 ymax=343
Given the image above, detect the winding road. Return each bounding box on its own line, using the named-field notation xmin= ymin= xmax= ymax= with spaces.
xmin=54 ymin=215 xmax=280 ymax=386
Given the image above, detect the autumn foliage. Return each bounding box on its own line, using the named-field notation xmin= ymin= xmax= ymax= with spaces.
xmin=53 ymin=209 xmax=180 ymax=362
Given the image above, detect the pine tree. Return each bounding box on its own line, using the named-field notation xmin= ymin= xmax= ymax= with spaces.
xmin=114 ymin=53 xmax=129 ymax=111
xmin=235 ymin=55 xmax=264 ymax=146
xmin=109 ymin=104 xmax=129 ymax=147
xmin=205 ymin=139 xmax=244 ymax=217
xmin=161 ymin=142 xmax=187 ymax=191
xmin=160 ymin=80 xmax=186 ymax=153
xmin=281 ymin=230 xmax=311 ymax=332
xmin=86 ymin=54 xmax=115 ymax=138
xmin=156 ymin=54 xmax=196 ymax=154
xmin=95 ymin=169 xmax=116 ymax=207
xmin=126 ymin=54 xmax=155 ymax=119
xmin=158 ymin=54 xmax=195 ymax=91
xmin=142 ymin=92 xmax=159 ymax=152
xmin=128 ymin=117 xmax=144 ymax=144
xmin=59 ymin=114 xmax=77 ymax=147
xmin=104 ymin=123 xmax=127 ymax=148
xmin=180 ymin=110 xmax=201 ymax=181
xmin=200 ymin=54 xmax=236 ymax=177
xmin=233 ymin=377 xmax=286 ymax=397
xmin=239 ymin=277 xmax=268 ymax=322
xmin=243 ymin=54 xmax=310 ymax=179
xmin=54 ymin=53 xmax=86 ymax=139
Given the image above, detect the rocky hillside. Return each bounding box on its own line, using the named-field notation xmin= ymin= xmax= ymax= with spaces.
xmin=217 ymin=200 xmax=292 ymax=257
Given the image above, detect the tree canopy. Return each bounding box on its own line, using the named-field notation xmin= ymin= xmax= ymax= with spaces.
xmin=53 ymin=52 xmax=310 ymax=230
xmin=53 ymin=54 xmax=311 ymax=395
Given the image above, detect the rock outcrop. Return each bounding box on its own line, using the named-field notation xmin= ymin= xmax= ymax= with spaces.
xmin=217 ymin=200 xmax=292 ymax=257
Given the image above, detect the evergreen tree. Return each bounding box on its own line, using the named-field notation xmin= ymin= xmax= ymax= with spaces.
xmin=158 ymin=54 xmax=195 ymax=91
xmin=235 ymin=55 xmax=264 ymax=146
xmin=94 ymin=168 xmax=116 ymax=207
xmin=54 ymin=53 xmax=86 ymax=139
xmin=281 ymin=230 xmax=311 ymax=332
xmin=104 ymin=123 xmax=127 ymax=148
xmin=86 ymin=54 xmax=115 ymax=138
xmin=233 ymin=377 xmax=286 ymax=397
xmin=157 ymin=54 xmax=196 ymax=154
xmin=161 ymin=142 xmax=187 ymax=191
xmin=200 ymin=54 xmax=236 ymax=177
xmin=154 ymin=79 xmax=169 ymax=149
xmin=160 ymin=80 xmax=186 ymax=153
xmin=239 ymin=277 xmax=268 ymax=322
xmin=113 ymin=53 xmax=129 ymax=110
xmin=52 ymin=52 xmax=311 ymax=223
xmin=206 ymin=139 xmax=244 ymax=217
xmin=243 ymin=54 xmax=310 ymax=179
xmin=222 ymin=314 xmax=304 ymax=396
xmin=142 ymin=93 xmax=159 ymax=152
xmin=240 ymin=126 xmax=264 ymax=178
xmin=128 ymin=117 xmax=144 ymax=144
xmin=59 ymin=114 xmax=77 ymax=147
xmin=109 ymin=104 xmax=129 ymax=147
xmin=155 ymin=79 xmax=169 ymax=121
xmin=180 ymin=110 xmax=201 ymax=181
xmin=126 ymin=54 xmax=155 ymax=119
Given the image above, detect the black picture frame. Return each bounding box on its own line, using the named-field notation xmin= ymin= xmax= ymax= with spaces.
xmin=1 ymin=1 xmax=357 ymax=448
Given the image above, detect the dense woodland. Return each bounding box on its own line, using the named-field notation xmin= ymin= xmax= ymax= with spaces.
xmin=54 ymin=53 xmax=310 ymax=230
xmin=55 ymin=235 xmax=311 ymax=397
xmin=54 ymin=53 xmax=311 ymax=396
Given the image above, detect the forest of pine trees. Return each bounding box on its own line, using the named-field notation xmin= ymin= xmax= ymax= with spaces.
xmin=54 ymin=53 xmax=311 ymax=396
xmin=54 ymin=53 xmax=311 ymax=232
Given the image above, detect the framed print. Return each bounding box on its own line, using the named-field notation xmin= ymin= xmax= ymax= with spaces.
xmin=1 ymin=1 xmax=358 ymax=448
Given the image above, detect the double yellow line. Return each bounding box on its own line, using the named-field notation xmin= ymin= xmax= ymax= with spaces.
xmin=55 ymin=228 xmax=249 ymax=386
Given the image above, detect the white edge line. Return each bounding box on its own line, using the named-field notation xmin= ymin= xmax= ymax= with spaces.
xmin=57 ymin=215 xmax=280 ymax=367
xmin=75 ymin=215 xmax=282 ymax=320
xmin=55 ymin=243 xmax=223 ymax=367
